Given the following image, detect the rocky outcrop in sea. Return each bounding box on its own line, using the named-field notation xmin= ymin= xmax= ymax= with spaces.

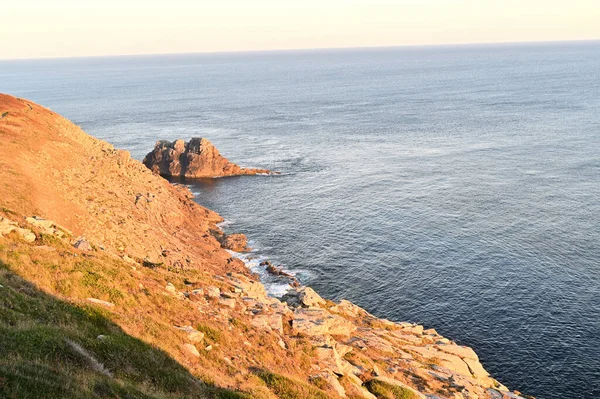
xmin=143 ymin=137 xmax=272 ymax=178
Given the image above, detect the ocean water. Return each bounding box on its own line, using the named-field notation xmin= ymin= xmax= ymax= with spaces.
xmin=2 ymin=42 xmax=599 ymax=399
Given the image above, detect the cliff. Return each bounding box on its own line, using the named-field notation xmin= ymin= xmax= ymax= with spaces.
xmin=143 ymin=138 xmax=272 ymax=178
xmin=0 ymin=94 xmax=531 ymax=399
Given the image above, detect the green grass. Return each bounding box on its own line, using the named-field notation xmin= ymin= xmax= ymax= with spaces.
xmin=1 ymin=206 xmax=16 ymax=215
xmin=0 ymin=261 xmax=248 ymax=399
xmin=195 ymin=323 xmax=224 ymax=343
xmin=256 ymin=371 xmax=330 ymax=399
xmin=365 ymin=379 xmax=420 ymax=399
xmin=37 ymin=232 xmax=67 ymax=248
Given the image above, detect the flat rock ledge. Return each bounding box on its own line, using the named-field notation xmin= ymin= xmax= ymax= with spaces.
xmin=143 ymin=137 xmax=273 ymax=178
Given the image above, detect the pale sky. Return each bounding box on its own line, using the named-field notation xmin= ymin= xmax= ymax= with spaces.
xmin=1 ymin=0 xmax=599 ymax=59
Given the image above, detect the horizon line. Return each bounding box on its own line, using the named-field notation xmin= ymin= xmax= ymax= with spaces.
xmin=2 ymin=38 xmax=599 ymax=62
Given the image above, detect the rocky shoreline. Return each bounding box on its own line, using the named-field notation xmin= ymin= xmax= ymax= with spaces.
xmin=0 ymin=93 xmax=532 ymax=399
xmin=207 ymin=226 xmax=531 ymax=399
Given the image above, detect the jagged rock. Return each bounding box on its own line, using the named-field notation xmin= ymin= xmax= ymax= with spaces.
xmin=406 ymin=345 xmax=473 ymax=378
xmin=0 ymin=217 xmax=36 ymax=242
xmin=283 ymin=286 xmax=325 ymax=308
xmin=143 ymin=138 xmax=273 ymax=178
xmin=487 ymin=389 xmax=528 ymax=399
xmin=314 ymin=345 xmax=347 ymax=376
xmin=73 ymin=237 xmax=93 ymax=251
xmin=87 ymin=298 xmax=115 ymax=308
xmin=311 ymin=372 xmax=347 ymax=397
xmin=330 ymin=300 xmax=369 ymax=318
xmin=220 ymin=233 xmax=250 ymax=252
xmin=260 ymin=260 xmax=298 ymax=284
xmin=175 ymin=325 xmax=205 ymax=343
xmin=206 ymin=286 xmax=221 ymax=298
xmin=352 ymin=331 xmax=396 ymax=353
xmin=251 ymin=313 xmax=283 ymax=334
xmin=25 ymin=216 xmax=70 ymax=237
xmin=218 ymin=297 xmax=236 ymax=308
xmin=165 ymin=282 xmax=177 ymax=294
xmin=164 ymin=282 xmax=185 ymax=299
xmin=122 ymin=254 xmax=136 ymax=264
xmin=228 ymin=275 xmax=267 ymax=299
xmin=182 ymin=343 xmax=200 ymax=358
xmin=292 ymin=308 xmax=356 ymax=337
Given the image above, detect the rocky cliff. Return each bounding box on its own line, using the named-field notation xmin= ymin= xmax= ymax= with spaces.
xmin=143 ymin=137 xmax=272 ymax=178
xmin=0 ymin=94 xmax=531 ymax=399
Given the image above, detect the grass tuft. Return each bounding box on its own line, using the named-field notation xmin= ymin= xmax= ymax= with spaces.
xmin=256 ymin=370 xmax=330 ymax=399
xmin=365 ymin=379 xmax=421 ymax=399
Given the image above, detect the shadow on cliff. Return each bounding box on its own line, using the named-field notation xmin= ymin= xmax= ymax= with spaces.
xmin=0 ymin=260 xmax=247 ymax=399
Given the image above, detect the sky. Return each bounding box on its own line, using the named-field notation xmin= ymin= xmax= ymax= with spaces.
xmin=1 ymin=0 xmax=600 ymax=59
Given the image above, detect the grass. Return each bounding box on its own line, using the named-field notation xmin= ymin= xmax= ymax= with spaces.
xmin=0 ymin=259 xmax=249 ymax=399
xmin=1 ymin=206 xmax=17 ymax=215
xmin=0 ymin=227 xmax=333 ymax=399
xmin=37 ymin=232 xmax=68 ymax=248
xmin=195 ymin=323 xmax=224 ymax=343
xmin=256 ymin=371 xmax=330 ymax=399
xmin=365 ymin=379 xmax=421 ymax=399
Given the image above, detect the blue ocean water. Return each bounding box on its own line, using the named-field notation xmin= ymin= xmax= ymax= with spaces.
xmin=1 ymin=42 xmax=599 ymax=399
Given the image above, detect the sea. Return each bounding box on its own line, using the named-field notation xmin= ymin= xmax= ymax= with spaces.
xmin=1 ymin=41 xmax=599 ymax=399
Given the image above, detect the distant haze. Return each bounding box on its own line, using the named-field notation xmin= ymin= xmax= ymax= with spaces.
xmin=2 ymin=0 xmax=600 ymax=59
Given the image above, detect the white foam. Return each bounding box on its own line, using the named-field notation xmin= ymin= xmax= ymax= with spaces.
xmin=267 ymin=283 xmax=293 ymax=297
xmin=226 ymin=250 xmax=294 ymax=298
xmin=217 ymin=220 xmax=234 ymax=228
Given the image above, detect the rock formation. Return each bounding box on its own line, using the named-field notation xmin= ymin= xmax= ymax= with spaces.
xmin=220 ymin=233 xmax=251 ymax=252
xmin=143 ymin=137 xmax=272 ymax=178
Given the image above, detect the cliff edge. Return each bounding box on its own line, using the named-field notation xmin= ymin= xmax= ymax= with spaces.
xmin=143 ymin=137 xmax=272 ymax=178
xmin=0 ymin=94 xmax=531 ymax=399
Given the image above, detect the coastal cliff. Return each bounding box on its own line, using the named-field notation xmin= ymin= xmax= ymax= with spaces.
xmin=143 ymin=137 xmax=272 ymax=178
xmin=0 ymin=94 xmax=530 ymax=399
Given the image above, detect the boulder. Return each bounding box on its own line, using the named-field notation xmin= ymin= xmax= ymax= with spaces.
xmin=220 ymin=233 xmax=250 ymax=252
xmin=206 ymin=286 xmax=221 ymax=298
xmin=0 ymin=217 xmax=36 ymax=242
xmin=292 ymin=308 xmax=356 ymax=337
xmin=250 ymin=313 xmax=284 ymax=334
xmin=142 ymin=137 xmax=273 ymax=178
xmin=182 ymin=343 xmax=200 ymax=358
xmin=73 ymin=237 xmax=93 ymax=251
xmin=282 ymin=286 xmax=325 ymax=308
xmin=87 ymin=298 xmax=115 ymax=308
xmin=175 ymin=325 xmax=205 ymax=343
xmin=25 ymin=216 xmax=70 ymax=237
xmin=311 ymin=372 xmax=347 ymax=397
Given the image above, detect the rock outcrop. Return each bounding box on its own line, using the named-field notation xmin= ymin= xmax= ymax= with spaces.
xmin=142 ymin=137 xmax=272 ymax=178
xmin=220 ymin=233 xmax=251 ymax=252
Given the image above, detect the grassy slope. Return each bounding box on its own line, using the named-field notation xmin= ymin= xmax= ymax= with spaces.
xmin=0 ymin=258 xmax=248 ymax=399
xmin=0 ymin=226 xmax=336 ymax=399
